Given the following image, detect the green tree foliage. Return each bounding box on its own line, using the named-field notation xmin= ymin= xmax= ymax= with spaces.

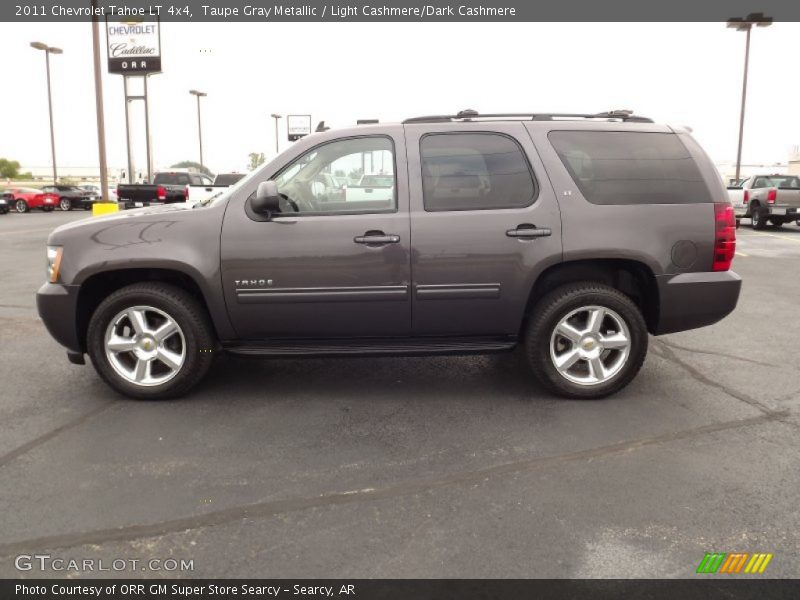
xmin=248 ymin=152 xmax=266 ymax=171
xmin=0 ymin=158 xmax=22 ymax=179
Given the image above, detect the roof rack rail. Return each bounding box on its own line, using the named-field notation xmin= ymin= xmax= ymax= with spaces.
xmin=403 ymin=109 xmax=653 ymax=124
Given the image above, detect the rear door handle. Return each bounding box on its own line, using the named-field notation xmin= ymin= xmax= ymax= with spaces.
xmin=354 ymin=231 xmax=400 ymax=245
xmin=506 ymin=224 xmax=552 ymax=239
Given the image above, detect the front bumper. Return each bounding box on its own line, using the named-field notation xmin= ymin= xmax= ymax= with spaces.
xmin=653 ymin=271 xmax=742 ymax=335
xmin=36 ymin=282 xmax=83 ymax=354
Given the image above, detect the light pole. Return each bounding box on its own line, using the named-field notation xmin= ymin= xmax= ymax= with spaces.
xmin=270 ymin=113 xmax=282 ymax=154
xmin=30 ymin=41 xmax=62 ymax=185
xmin=189 ymin=90 xmax=207 ymax=169
xmin=90 ymin=0 xmax=109 ymax=201
xmin=727 ymin=12 xmax=772 ymax=183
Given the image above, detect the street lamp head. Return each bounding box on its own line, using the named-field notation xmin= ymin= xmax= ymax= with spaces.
xmin=727 ymin=12 xmax=773 ymax=31
xmin=189 ymin=89 xmax=207 ymax=97
xmin=31 ymin=42 xmax=63 ymax=53
xmin=270 ymin=113 xmax=283 ymax=119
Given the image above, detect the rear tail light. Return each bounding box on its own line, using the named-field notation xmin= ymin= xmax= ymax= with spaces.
xmin=743 ymin=190 xmax=749 ymax=204
xmin=156 ymin=186 xmax=167 ymax=201
xmin=713 ymin=202 xmax=736 ymax=272
xmin=116 ymin=186 xmax=120 ymax=199
xmin=767 ymin=188 xmax=777 ymax=204
xmin=184 ymin=186 xmax=189 ymax=200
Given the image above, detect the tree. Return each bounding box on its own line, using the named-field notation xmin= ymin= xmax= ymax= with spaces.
xmin=170 ymin=161 xmax=213 ymax=177
xmin=248 ymin=152 xmax=266 ymax=171
xmin=0 ymin=158 xmax=21 ymax=179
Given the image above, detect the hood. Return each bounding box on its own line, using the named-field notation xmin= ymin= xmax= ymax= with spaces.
xmin=46 ymin=202 xmax=201 ymax=245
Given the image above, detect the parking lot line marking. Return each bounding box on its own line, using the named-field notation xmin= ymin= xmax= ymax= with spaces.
xmin=752 ymin=232 xmax=800 ymax=244
xmin=0 ymin=409 xmax=786 ymax=556
xmin=735 ymin=251 xmax=749 ymax=257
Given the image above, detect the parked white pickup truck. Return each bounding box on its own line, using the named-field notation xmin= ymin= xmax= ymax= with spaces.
xmin=727 ymin=174 xmax=800 ymax=229
xmin=344 ymin=174 xmax=395 ymax=202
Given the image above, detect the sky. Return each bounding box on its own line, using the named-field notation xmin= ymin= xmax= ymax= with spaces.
xmin=1 ymin=21 xmax=798 ymax=176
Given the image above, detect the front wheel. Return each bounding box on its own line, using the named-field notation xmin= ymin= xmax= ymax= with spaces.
xmin=524 ymin=283 xmax=648 ymax=399
xmin=15 ymin=199 xmax=29 ymax=213
xmin=59 ymin=197 xmax=72 ymax=211
xmin=87 ymin=283 xmax=216 ymax=400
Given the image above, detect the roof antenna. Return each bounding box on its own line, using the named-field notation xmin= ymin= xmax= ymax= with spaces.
xmin=315 ymin=121 xmax=329 ymax=132
xmin=456 ymin=109 xmax=479 ymax=119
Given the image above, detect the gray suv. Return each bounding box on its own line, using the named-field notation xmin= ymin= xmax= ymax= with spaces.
xmin=37 ymin=110 xmax=741 ymax=400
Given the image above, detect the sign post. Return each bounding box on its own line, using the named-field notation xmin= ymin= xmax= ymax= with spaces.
xmin=106 ymin=18 xmax=162 ymax=183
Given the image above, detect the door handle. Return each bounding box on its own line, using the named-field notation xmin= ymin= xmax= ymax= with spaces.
xmin=354 ymin=231 xmax=400 ymax=245
xmin=506 ymin=224 xmax=552 ymax=239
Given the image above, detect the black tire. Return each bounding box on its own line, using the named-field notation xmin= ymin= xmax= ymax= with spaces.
xmin=15 ymin=199 xmax=29 ymax=213
xmin=59 ymin=197 xmax=72 ymax=211
xmin=524 ymin=283 xmax=648 ymax=399
xmin=751 ymin=207 xmax=767 ymax=230
xmin=86 ymin=283 xmax=216 ymax=400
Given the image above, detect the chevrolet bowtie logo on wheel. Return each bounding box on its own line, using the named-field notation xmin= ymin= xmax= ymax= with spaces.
xmin=696 ymin=552 xmax=774 ymax=574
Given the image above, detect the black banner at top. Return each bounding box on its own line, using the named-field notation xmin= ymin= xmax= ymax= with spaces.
xmin=4 ymin=0 xmax=800 ymax=22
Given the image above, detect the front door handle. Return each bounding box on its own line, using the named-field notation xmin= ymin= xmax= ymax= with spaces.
xmin=354 ymin=230 xmax=400 ymax=245
xmin=506 ymin=224 xmax=552 ymax=239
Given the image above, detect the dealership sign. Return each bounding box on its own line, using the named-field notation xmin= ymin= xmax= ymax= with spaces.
xmin=287 ymin=115 xmax=312 ymax=141
xmin=106 ymin=19 xmax=162 ymax=74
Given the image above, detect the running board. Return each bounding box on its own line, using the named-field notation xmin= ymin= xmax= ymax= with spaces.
xmin=223 ymin=337 xmax=517 ymax=358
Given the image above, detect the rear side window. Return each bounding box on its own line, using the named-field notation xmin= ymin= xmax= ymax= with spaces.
xmin=421 ymin=133 xmax=536 ymax=211
xmin=549 ymin=131 xmax=712 ymax=205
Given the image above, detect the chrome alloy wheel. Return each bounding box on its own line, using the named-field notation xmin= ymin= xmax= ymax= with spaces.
xmin=549 ymin=305 xmax=631 ymax=386
xmin=104 ymin=305 xmax=186 ymax=387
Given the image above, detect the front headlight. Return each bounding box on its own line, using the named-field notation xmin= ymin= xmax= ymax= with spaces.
xmin=46 ymin=246 xmax=63 ymax=283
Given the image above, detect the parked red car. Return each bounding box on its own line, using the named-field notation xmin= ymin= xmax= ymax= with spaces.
xmin=1 ymin=188 xmax=60 ymax=213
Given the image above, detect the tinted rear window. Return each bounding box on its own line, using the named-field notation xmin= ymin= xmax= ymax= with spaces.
xmin=154 ymin=173 xmax=191 ymax=185
xmin=214 ymin=174 xmax=245 ymax=186
xmin=549 ymin=131 xmax=712 ymax=205
xmin=421 ymin=132 xmax=536 ymax=212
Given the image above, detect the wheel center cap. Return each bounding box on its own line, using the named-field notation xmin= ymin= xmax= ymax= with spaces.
xmin=135 ymin=335 xmax=157 ymax=358
xmin=582 ymin=337 xmax=597 ymax=351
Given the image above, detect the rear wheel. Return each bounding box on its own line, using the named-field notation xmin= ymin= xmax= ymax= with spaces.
xmin=59 ymin=197 xmax=72 ymax=211
xmin=15 ymin=199 xmax=29 ymax=213
xmin=751 ymin=207 xmax=767 ymax=230
xmin=524 ymin=283 xmax=648 ymax=399
xmin=87 ymin=283 xmax=216 ymax=400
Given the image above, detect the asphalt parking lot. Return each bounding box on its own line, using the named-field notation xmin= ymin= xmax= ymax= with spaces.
xmin=0 ymin=210 xmax=799 ymax=578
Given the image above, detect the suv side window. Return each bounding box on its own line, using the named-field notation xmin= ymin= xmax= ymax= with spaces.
xmin=420 ymin=133 xmax=536 ymax=212
xmin=549 ymin=131 xmax=712 ymax=205
xmin=273 ymin=136 xmax=396 ymax=215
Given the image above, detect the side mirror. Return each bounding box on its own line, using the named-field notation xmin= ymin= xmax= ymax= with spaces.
xmin=250 ymin=181 xmax=281 ymax=216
